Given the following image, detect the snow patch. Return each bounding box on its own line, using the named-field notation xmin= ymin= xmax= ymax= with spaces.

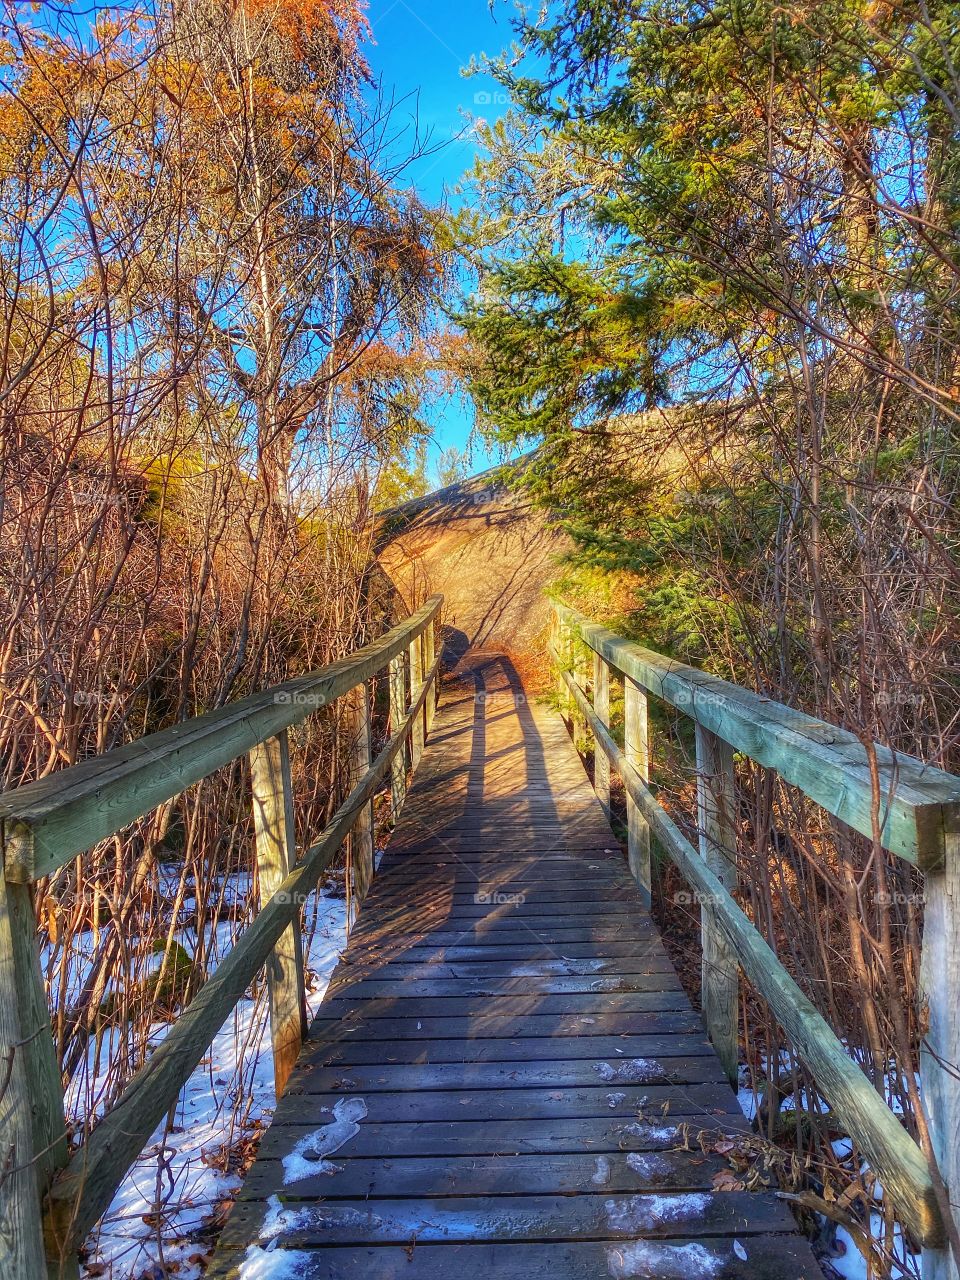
xmin=282 ymin=1097 xmax=368 ymax=1184
xmin=606 ymin=1240 xmax=723 ymax=1279
xmin=596 ymin=1058 xmax=665 ymax=1084
xmin=260 ymin=1194 xmax=313 ymax=1242
xmin=592 ymin=1155 xmax=612 ymax=1185
xmin=626 ymin=1152 xmax=673 ymax=1177
xmin=605 ymin=1193 xmax=712 ymax=1233
xmin=606 ymin=1092 xmax=627 ymax=1109
xmin=239 ymin=1245 xmax=316 ymax=1279
xmin=620 ymin=1121 xmax=680 ymax=1145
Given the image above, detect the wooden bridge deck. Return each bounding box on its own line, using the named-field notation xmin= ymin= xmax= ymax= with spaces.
xmin=209 ymin=651 xmax=824 ymax=1279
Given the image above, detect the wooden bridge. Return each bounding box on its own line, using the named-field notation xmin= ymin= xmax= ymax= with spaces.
xmin=1 ymin=596 xmax=959 ymax=1278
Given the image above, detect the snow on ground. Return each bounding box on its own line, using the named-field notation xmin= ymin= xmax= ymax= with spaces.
xmin=77 ymin=877 xmax=351 ymax=1279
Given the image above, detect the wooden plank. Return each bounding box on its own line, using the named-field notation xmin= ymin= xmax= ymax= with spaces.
xmin=556 ymin=602 xmax=960 ymax=869
xmin=275 ymin=1083 xmax=742 ymax=1121
xmin=253 ymin=1113 xmax=749 ymax=1159
xmin=301 ymin=1033 xmax=715 ymax=1066
xmin=205 ymin=1236 xmax=825 ymax=1280
xmin=218 ymin=1190 xmax=797 ymax=1246
xmin=0 ymin=597 xmax=442 ymax=882
xmin=328 ymin=957 xmax=678 ymax=982
xmin=307 ymin=1012 xmax=704 ymax=1042
xmin=287 ymin=1055 xmax=725 ymax=1092
xmin=249 ymin=731 xmax=307 ymax=1097
xmin=695 ymin=724 xmax=739 ymax=1085
xmin=238 ymin=1148 xmax=730 ymax=1198
xmin=327 ymin=976 xmax=683 ymax=1001
xmin=559 ymin=664 xmax=942 ymax=1245
xmin=314 ymin=993 xmax=696 ymax=1020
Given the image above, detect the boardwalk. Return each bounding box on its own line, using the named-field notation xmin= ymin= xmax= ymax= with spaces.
xmin=209 ymin=651 xmax=824 ymax=1279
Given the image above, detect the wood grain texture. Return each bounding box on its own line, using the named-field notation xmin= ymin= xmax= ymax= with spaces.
xmin=388 ymin=652 xmax=408 ymax=817
xmin=250 ymin=731 xmax=307 ymax=1096
xmin=346 ymin=683 xmax=375 ymax=902
xmin=0 ymin=871 xmax=47 ymax=1280
xmin=921 ymin=828 xmax=960 ymax=1278
xmin=695 ymin=724 xmax=739 ymax=1085
xmin=205 ymin=649 xmax=823 ymax=1280
xmin=624 ymin=676 xmax=651 ymax=905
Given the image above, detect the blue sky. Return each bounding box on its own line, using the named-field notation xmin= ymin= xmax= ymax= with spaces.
xmin=365 ymin=0 xmax=518 ymax=481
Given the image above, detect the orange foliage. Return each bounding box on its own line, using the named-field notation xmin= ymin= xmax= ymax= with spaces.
xmin=238 ymin=0 xmax=370 ymax=67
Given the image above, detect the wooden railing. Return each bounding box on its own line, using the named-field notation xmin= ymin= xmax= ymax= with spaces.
xmin=0 ymin=596 xmax=443 ymax=1279
xmin=550 ymin=601 xmax=960 ymax=1268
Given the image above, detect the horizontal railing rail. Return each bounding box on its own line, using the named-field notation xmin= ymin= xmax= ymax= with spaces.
xmin=0 ymin=596 xmax=443 ymax=1279
xmin=549 ymin=601 xmax=960 ymax=1259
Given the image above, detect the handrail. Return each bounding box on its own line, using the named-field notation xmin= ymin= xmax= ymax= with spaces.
xmin=0 ymin=596 xmax=442 ymax=883
xmin=554 ymin=602 xmax=960 ymax=871
xmin=0 ymin=596 xmax=443 ymax=1279
xmin=549 ymin=601 xmax=958 ymax=1253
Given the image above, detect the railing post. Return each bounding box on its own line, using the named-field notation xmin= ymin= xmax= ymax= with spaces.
xmin=346 ymin=682 xmax=375 ymax=902
xmin=7 ymin=877 xmax=77 ymax=1279
xmin=624 ymin=677 xmax=651 ymax=908
xmin=423 ymin=619 xmax=436 ymax=734
xmin=695 ymin=724 xmax=739 ymax=1085
xmin=249 ymin=729 xmax=307 ymax=1098
xmin=388 ymin=651 xmax=408 ymax=819
xmin=592 ymin=651 xmax=611 ymax=815
xmin=921 ymin=836 xmax=960 ymax=1280
xmin=409 ymin=630 xmax=425 ymax=771
xmin=0 ymin=871 xmax=51 ymax=1280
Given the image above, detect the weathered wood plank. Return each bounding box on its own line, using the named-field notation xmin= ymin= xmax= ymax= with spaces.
xmin=301 ymin=1032 xmax=715 ymax=1066
xmin=238 ymin=1148 xmax=729 ymax=1198
xmin=205 ymin=1236 xmax=825 ymax=1280
xmin=218 ymin=1189 xmax=797 ymax=1246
